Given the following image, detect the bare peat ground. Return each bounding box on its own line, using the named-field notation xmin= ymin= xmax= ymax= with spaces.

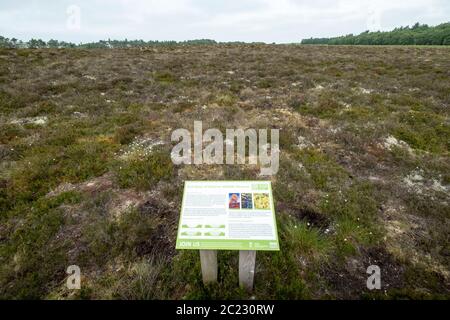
xmin=0 ymin=45 xmax=449 ymax=299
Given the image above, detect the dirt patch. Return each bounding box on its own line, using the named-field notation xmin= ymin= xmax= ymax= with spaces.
xmin=0 ymin=223 xmax=7 ymax=243
xmin=319 ymin=246 xmax=405 ymax=299
xmin=135 ymin=224 xmax=176 ymax=258
xmin=279 ymin=203 xmax=331 ymax=230
xmin=293 ymin=207 xmax=330 ymax=229
xmin=0 ymin=177 xmax=7 ymax=189
xmin=136 ymin=197 xmax=178 ymax=258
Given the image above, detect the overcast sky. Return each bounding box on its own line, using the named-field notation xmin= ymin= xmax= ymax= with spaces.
xmin=0 ymin=0 xmax=449 ymax=43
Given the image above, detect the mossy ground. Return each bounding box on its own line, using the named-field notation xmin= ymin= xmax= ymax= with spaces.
xmin=0 ymin=45 xmax=449 ymax=299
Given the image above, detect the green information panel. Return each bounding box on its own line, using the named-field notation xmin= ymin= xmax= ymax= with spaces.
xmin=176 ymin=181 xmax=280 ymax=251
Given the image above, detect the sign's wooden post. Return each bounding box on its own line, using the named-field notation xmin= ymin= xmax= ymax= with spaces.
xmin=200 ymin=250 xmax=218 ymax=283
xmin=239 ymin=250 xmax=256 ymax=291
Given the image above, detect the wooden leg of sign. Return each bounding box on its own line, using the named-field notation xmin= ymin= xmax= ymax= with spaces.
xmin=239 ymin=250 xmax=256 ymax=291
xmin=199 ymin=250 xmax=218 ymax=284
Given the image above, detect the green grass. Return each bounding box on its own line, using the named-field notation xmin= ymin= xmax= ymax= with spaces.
xmin=0 ymin=191 xmax=82 ymax=299
xmin=291 ymin=148 xmax=349 ymax=190
xmin=282 ymin=221 xmax=332 ymax=259
xmin=113 ymin=148 xmax=174 ymax=191
xmin=153 ymin=71 xmax=177 ymax=84
xmin=393 ymin=110 xmax=449 ymax=153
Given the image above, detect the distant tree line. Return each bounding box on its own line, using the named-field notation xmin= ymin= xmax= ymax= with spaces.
xmin=0 ymin=37 xmax=244 ymax=49
xmin=78 ymin=38 xmax=219 ymax=48
xmin=301 ymin=22 xmax=450 ymax=45
xmin=0 ymin=37 xmax=77 ymax=48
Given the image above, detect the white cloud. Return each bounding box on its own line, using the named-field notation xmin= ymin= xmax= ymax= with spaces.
xmin=0 ymin=0 xmax=448 ymax=43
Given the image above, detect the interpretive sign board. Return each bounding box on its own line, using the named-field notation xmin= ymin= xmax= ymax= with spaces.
xmin=176 ymin=181 xmax=279 ymax=251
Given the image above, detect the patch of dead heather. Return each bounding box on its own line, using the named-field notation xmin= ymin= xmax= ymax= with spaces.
xmin=382 ymin=201 xmax=450 ymax=279
xmin=402 ymin=170 xmax=448 ymax=195
xmin=47 ymin=172 xmax=164 ymax=219
xmin=47 ymin=173 xmax=114 ymax=198
xmin=273 ymin=107 xmax=309 ymax=126
xmin=107 ymin=189 xmax=149 ymax=219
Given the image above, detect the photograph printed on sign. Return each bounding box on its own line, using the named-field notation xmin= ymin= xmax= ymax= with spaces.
xmin=228 ymin=193 xmax=241 ymax=209
xmin=241 ymin=193 xmax=253 ymax=209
